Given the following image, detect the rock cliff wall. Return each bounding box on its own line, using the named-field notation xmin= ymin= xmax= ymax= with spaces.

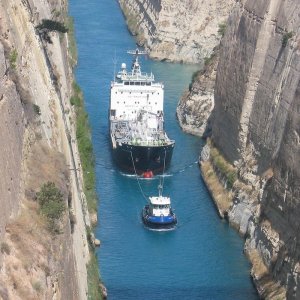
xmin=195 ymin=0 xmax=300 ymax=298
xmin=176 ymin=50 xmax=218 ymax=136
xmin=0 ymin=44 xmax=25 ymax=252
xmin=119 ymin=0 xmax=234 ymax=63
xmin=0 ymin=0 xmax=92 ymax=299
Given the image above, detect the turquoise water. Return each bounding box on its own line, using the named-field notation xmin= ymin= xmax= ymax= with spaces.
xmin=69 ymin=0 xmax=258 ymax=299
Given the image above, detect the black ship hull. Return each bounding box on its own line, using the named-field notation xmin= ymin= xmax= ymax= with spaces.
xmin=111 ymin=142 xmax=174 ymax=175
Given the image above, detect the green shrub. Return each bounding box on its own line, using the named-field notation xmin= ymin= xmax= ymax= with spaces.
xmin=36 ymin=19 xmax=68 ymax=43
xmin=282 ymin=31 xmax=294 ymax=47
xmin=70 ymin=95 xmax=81 ymax=107
xmin=9 ymin=49 xmax=18 ymax=69
xmin=218 ymin=23 xmax=226 ymax=37
xmin=189 ymin=70 xmax=201 ymax=91
xmin=33 ymin=104 xmax=41 ymax=116
xmin=36 ymin=182 xmax=66 ymax=233
xmin=227 ymin=171 xmax=237 ymax=189
xmin=36 ymin=19 xmax=68 ymax=33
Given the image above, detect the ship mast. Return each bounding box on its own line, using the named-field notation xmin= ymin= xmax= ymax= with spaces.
xmin=127 ymin=49 xmax=147 ymax=76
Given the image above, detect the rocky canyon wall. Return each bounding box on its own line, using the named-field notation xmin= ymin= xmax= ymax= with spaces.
xmin=0 ymin=44 xmax=25 ymax=254
xmin=0 ymin=0 xmax=92 ymax=299
xmin=196 ymin=0 xmax=300 ymax=298
xmin=119 ymin=0 xmax=234 ymax=63
xmin=176 ymin=50 xmax=218 ymax=136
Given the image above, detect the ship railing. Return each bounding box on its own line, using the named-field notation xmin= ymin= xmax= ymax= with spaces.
xmin=120 ymin=73 xmax=154 ymax=81
xmin=129 ymin=139 xmax=172 ymax=146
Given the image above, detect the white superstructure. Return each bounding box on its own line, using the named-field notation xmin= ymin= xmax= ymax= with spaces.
xmin=109 ymin=49 xmax=174 ymax=148
xmin=110 ymin=50 xmax=164 ymax=121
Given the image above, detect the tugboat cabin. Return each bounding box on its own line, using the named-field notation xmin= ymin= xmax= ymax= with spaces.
xmin=149 ymin=196 xmax=171 ymax=216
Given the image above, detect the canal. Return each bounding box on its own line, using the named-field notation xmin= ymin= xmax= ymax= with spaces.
xmin=69 ymin=0 xmax=258 ymax=299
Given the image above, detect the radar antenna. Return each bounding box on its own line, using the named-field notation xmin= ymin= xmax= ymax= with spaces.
xmin=127 ymin=48 xmax=148 ymax=76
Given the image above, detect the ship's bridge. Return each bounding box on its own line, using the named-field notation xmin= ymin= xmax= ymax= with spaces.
xmin=110 ymin=49 xmax=165 ymax=120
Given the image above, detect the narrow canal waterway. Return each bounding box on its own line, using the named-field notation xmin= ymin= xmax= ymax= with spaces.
xmin=69 ymin=0 xmax=258 ymax=299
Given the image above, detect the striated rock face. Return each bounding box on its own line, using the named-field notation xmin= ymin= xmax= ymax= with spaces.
xmin=0 ymin=43 xmax=25 ymax=251
xmin=0 ymin=0 xmax=91 ymax=299
xmin=177 ymin=50 xmax=218 ymax=136
xmin=119 ymin=0 xmax=234 ymax=63
xmin=208 ymin=0 xmax=300 ymax=298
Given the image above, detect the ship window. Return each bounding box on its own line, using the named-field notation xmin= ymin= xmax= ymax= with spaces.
xmin=125 ymin=82 xmax=129 ymax=85
xmin=117 ymin=101 xmax=119 ymax=104
xmin=155 ymin=102 xmax=157 ymax=105
xmin=146 ymin=82 xmax=151 ymax=86
xmin=121 ymin=92 xmax=123 ymax=94
xmin=115 ymin=92 xmax=117 ymax=94
xmin=124 ymin=101 xmax=125 ymax=104
xmin=130 ymin=82 xmax=134 ymax=85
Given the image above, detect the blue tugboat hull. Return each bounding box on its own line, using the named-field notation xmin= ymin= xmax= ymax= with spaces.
xmin=142 ymin=206 xmax=177 ymax=230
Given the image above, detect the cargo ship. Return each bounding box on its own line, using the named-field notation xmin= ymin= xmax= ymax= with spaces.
xmin=109 ymin=49 xmax=175 ymax=175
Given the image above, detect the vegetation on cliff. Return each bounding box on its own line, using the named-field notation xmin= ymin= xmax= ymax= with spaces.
xmin=36 ymin=19 xmax=68 ymax=43
xmin=71 ymin=82 xmax=98 ymax=214
xmin=37 ymin=182 xmax=66 ymax=233
xmin=67 ymin=17 xmax=78 ymax=67
xmin=67 ymin=24 xmax=102 ymax=299
xmin=200 ymin=139 xmax=238 ymax=217
xmin=86 ymin=228 xmax=103 ymax=300
xmin=9 ymin=49 xmax=18 ymax=69
xmin=209 ymin=141 xmax=237 ymax=189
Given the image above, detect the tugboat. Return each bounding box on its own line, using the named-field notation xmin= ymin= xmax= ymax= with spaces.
xmin=109 ymin=49 xmax=175 ymax=175
xmin=142 ymin=186 xmax=177 ymax=230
